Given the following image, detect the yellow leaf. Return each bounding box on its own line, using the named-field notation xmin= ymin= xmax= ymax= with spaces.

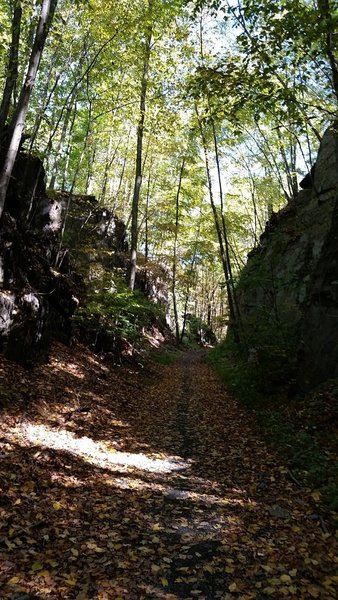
xmin=307 ymin=586 xmax=320 ymax=598
xmin=324 ymin=576 xmax=338 ymax=588
xmin=280 ymin=574 xmax=292 ymax=584
xmin=225 ymin=566 xmax=235 ymax=574
xmin=53 ymin=501 xmax=62 ymax=510
xmin=204 ymin=565 xmax=214 ymax=573
xmin=161 ymin=578 xmax=169 ymax=587
xmin=229 ymin=582 xmax=238 ymax=592
xmin=46 ymin=559 xmax=58 ymax=567
xmin=40 ymin=570 xmax=52 ymax=582
xmin=8 ymin=576 xmax=20 ymax=584
xmin=262 ymin=565 xmax=273 ymax=573
xmin=289 ymin=569 xmax=297 ymax=577
xmin=311 ymin=491 xmax=321 ymax=502
xmin=71 ymin=548 xmax=79 ymax=557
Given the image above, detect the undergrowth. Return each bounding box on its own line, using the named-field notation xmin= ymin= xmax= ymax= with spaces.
xmin=209 ymin=338 xmax=338 ymax=515
xmin=73 ymin=274 xmax=166 ymax=359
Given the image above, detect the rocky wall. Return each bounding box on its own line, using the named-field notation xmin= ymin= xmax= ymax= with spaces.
xmin=0 ymin=154 xmax=80 ymax=367
xmin=237 ymin=126 xmax=338 ymax=390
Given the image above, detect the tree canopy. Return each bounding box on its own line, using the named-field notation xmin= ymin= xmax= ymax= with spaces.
xmin=0 ymin=0 xmax=337 ymax=340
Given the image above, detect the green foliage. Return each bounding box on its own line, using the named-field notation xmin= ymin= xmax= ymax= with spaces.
xmin=208 ymin=337 xmax=264 ymax=406
xmin=73 ymin=274 xmax=165 ymax=355
xmin=184 ymin=314 xmax=216 ymax=345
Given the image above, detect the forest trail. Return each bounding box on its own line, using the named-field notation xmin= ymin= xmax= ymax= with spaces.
xmin=0 ymin=345 xmax=337 ymax=599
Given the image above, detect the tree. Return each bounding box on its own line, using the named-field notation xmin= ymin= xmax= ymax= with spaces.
xmin=129 ymin=0 xmax=153 ymax=290
xmin=0 ymin=0 xmax=22 ymax=135
xmin=0 ymin=0 xmax=58 ymax=220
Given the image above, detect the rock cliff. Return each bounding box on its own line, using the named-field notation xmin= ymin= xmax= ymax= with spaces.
xmin=0 ymin=154 xmax=80 ymax=366
xmin=237 ymin=126 xmax=338 ymax=390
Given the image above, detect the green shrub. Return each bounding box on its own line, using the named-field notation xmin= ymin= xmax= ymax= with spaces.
xmin=185 ymin=314 xmax=216 ymax=346
xmin=73 ymin=274 xmax=165 ymax=356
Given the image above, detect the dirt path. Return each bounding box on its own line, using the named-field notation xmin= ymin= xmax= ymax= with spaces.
xmin=0 ymin=345 xmax=337 ymax=599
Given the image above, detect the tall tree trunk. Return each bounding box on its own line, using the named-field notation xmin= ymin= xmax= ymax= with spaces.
xmin=113 ymin=128 xmax=131 ymax=213
xmin=100 ymin=134 xmax=123 ymax=202
xmin=195 ymin=105 xmax=237 ymax=332
xmin=28 ymin=69 xmax=60 ymax=152
xmin=61 ymin=101 xmax=78 ymax=189
xmin=172 ymin=158 xmax=185 ymax=345
xmin=71 ymin=101 xmax=93 ymax=194
xmin=49 ymin=88 xmax=77 ymax=190
xmin=129 ymin=9 xmax=153 ymax=290
xmin=180 ymin=221 xmax=201 ymax=344
xmin=0 ymin=1 xmax=22 ymax=137
xmin=0 ymin=0 xmax=58 ymax=220
xmin=144 ymin=162 xmax=153 ymax=261
xmin=211 ymin=115 xmax=243 ymax=331
xmin=318 ymin=0 xmax=338 ymax=103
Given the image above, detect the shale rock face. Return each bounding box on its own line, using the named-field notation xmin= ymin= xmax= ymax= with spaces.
xmin=0 ymin=154 xmax=80 ymax=367
xmin=238 ymin=126 xmax=338 ymax=390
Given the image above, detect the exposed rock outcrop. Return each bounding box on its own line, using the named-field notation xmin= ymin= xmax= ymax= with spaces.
xmin=0 ymin=154 xmax=80 ymax=366
xmin=237 ymin=126 xmax=338 ymax=390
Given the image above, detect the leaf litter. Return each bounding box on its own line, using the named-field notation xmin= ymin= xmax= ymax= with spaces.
xmin=0 ymin=343 xmax=337 ymax=599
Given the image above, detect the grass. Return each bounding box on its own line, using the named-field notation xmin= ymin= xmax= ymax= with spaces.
xmin=209 ymin=339 xmax=338 ymax=515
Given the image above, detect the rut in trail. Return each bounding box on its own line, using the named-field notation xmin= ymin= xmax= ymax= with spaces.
xmin=0 ymin=346 xmax=337 ymax=599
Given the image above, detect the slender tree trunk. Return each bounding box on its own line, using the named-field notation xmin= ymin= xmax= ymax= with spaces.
xmin=195 ymin=105 xmax=237 ymax=331
xmin=100 ymin=134 xmax=123 ymax=202
xmin=113 ymin=128 xmax=131 ymax=212
xmin=180 ymin=221 xmax=201 ymax=344
xmin=100 ymin=131 xmax=114 ymax=201
xmin=0 ymin=1 xmax=22 ymax=137
xmin=318 ymin=0 xmax=338 ymax=102
xmin=71 ymin=100 xmax=93 ymax=194
xmin=211 ymin=116 xmax=243 ymax=329
xmin=0 ymin=0 xmax=58 ymax=220
xmin=172 ymin=158 xmax=185 ymax=345
xmin=43 ymin=36 xmax=115 ymax=161
xmin=129 ymin=12 xmax=153 ymax=290
xmin=144 ymin=162 xmax=153 ymax=261
xmin=28 ymin=69 xmax=60 ymax=152
xmin=62 ymin=101 xmax=78 ymax=189
xmin=180 ymin=293 xmax=190 ymax=344
xmin=49 ymin=88 xmax=77 ymax=190
xmin=85 ymin=144 xmax=97 ymax=195
xmin=281 ymin=134 xmax=298 ymax=200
